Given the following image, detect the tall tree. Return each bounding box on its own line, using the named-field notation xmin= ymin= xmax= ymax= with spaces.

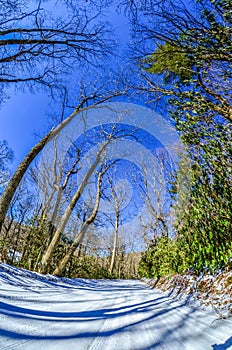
xmin=39 ymin=123 xmax=125 ymax=274
xmin=52 ymin=160 xmax=115 ymax=276
xmin=130 ymin=0 xmax=232 ymax=121
xmin=102 ymin=176 xmax=125 ymax=275
xmin=0 ymin=0 xmax=112 ymax=100
xmin=0 ymin=88 xmax=123 ymax=234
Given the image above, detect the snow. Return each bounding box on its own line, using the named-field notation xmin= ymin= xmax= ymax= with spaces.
xmin=142 ymin=270 xmax=232 ymax=316
xmin=0 ymin=263 xmax=231 ymax=349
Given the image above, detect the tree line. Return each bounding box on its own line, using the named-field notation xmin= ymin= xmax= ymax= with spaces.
xmin=0 ymin=0 xmax=231 ymax=278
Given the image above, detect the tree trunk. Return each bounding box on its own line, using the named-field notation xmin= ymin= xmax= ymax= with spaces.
xmin=109 ymin=209 xmax=119 ymax=275
xmin=52 ymin=169 xmax=103 ymax=276
xmin=52 ymin=230 xmax=85 ymax=276
xmin=0 ymin=95 xmax=115 ymax=233
xmin=0 ymin=132 xmax=52 ymax=233
xmin=39 ymin=141 xmax=109 ymax=274
xmin=0 ymin=102 xmax=87 ymax=233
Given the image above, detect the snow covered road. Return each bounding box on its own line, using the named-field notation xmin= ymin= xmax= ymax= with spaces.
xmin=0 ymin=264 xmax=231 ymax=350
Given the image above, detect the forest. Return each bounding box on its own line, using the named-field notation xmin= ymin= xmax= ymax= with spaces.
xmin=0 ymin=0 xmax=231 ymax=279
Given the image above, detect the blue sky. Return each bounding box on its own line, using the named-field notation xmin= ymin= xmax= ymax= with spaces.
xmin=0 ymin=4 xmax=130 ymax=170
xmin=0 ymin=91 xmax=51 ymax=169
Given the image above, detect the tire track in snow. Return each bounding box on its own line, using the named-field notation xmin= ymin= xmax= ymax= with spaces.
xmin=87 ymin=294 xmax=126 ymax=350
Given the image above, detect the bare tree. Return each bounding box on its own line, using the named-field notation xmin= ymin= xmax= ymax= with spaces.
xmin=33 ymin=137 xmax=82 ymax=248
xmin=138 ymin=149 xmax=177 ymax=243
xmin=103 ymin=177 xmax=127 ymax=275
xmin=0 ymin=0 xmax=113 ymax=99
xmin=39 ymin=122 xmax=124 ymax=274
xmin=52 ymin=160 xmax=115 ymax=276
xmin=0 ymin=140 xmax=14 ymax=191
xmin=0 ymin=177 xmax=35 ymax=263
xmin=0 ymin=89 xmax=123 ymax=233
xmin=96 ymin=163 xmax=137 ymax=276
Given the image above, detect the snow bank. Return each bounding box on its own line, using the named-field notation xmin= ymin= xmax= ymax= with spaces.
xmin=142 ymin=270 xmax=232 ymax=317
xmin=0 ymin=262 xmax=106 ymax=289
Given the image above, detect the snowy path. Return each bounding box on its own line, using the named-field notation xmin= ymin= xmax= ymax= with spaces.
xmin=0 ymin=264 xmax=231 ymax=350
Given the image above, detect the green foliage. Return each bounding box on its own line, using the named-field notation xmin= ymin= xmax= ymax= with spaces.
xmin=138 ymin=237 xmax=189 ymax=278
xmin=145 ymin=0 xmax=232 ymax=122
xmin=19 ymin=215 xmax=50 ymax=271
xmin=140 ymin=0 xmax=232 ymax=275
xmin=9 ymin=214 xmax=114 ymax=278
xmin=145 ymin=43 xmax=193 ymax=83
xmin=175 ymin=155 xmax=232 ymax=273
xmin=61 ymin=256 xmax=112 ymax=279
